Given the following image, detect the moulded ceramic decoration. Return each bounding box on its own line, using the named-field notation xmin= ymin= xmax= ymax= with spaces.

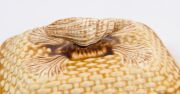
xmin=0 ymin=17 xmax=180 ymax=94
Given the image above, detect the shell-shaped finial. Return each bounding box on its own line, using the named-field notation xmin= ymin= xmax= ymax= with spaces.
xmin=45 ymin=17 xmax=115 ymax=46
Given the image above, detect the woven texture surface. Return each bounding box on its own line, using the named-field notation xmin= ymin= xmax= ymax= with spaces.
xmin=0 ymin=18 xmax=179 ymax=94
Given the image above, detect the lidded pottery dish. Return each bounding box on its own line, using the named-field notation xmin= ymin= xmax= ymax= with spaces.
xmin=0 ymin=17 xmax=179 ymax=94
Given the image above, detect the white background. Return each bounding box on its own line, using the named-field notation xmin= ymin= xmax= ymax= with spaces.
xmin=0 ymin=0 xmax=179 ymax=64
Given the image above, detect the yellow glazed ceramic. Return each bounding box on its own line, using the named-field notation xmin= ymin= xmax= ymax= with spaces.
xmin=0 ymin=17 xmax=179 ymax=94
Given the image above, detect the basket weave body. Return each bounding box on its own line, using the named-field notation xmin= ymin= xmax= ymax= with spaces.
xmin=0 ymin=18 xmax=179 ymax=94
